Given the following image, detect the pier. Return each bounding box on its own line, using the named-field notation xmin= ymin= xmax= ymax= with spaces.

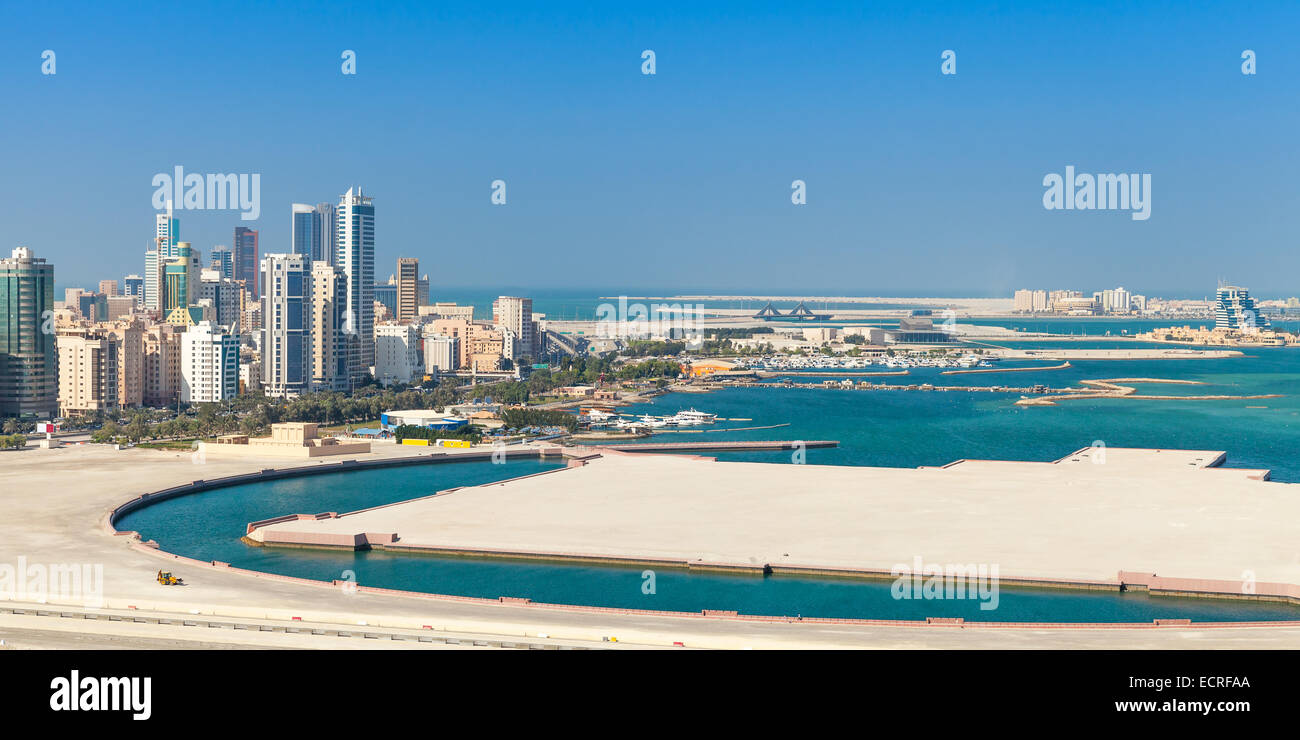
xmin=601 ymin=440 xmax=837 ymax=453
xmin=730 ymin=380 xmax=1071 ymax=395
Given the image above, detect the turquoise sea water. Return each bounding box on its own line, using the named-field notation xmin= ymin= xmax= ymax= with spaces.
xmin=114 ymin=342 xmax=1300 ymax=622
xmin=634 ymin=348 xmax=1300 ymax=481
xmin=116 ymin=460 xmax=1300 ymax=622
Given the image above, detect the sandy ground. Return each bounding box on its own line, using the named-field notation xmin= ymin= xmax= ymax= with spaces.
xmin=5 ymin=444 xmax=1300 ymax=649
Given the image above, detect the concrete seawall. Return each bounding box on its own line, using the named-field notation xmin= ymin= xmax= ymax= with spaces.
xmin=107 ymin=445 xmax=1300 ymax=630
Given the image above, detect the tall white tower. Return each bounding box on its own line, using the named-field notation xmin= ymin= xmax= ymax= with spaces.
xmin=337 ymin=187 xmax=374 ymax=383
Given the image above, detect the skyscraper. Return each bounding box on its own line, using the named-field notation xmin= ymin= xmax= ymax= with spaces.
xmin=291 ymin=203 xmax=319 ymax=261
xmin=145 ymin=205 xmax=180 ymax=311
xmin=144 ymin=248 xmax=161 ymax=311
xmin=315 ymin=202 xmax=337 ymax=267
xmin=337 ymin=187 xmax=374 ymax=382
xmin=396 ymin=257 xmax=419 ymax=322
xmin=155 ymin=206 xmax=179 ymax=255
xmin=261 ymin=253 xmax=311 ymax=398
xmin=163 ymin=242 xmax=198 ymax=313
xmin=310 ymin=261 xmax=350 ymax=392
xmin=0 ymin=247 xmax=57 ymax=417
xmin=234 ymin=226 xmax=260 ymax=299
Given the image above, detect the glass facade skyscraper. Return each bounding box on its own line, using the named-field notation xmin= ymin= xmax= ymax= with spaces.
xmin=337 ymin=187 xmax=374 ymax=383
xmin=234 ymin=226 xmax=260 ymax=299
xmin=261 ymin=253 xmax=311 ymax=397
xmin=1215 ymin=285 xmax=1270 ymax=331
xmin=0 ymin=247 xmax=57 ymax=417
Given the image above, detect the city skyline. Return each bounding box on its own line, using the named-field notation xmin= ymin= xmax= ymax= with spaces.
xmin=4 ymin=1 xmax=1300 ymax=296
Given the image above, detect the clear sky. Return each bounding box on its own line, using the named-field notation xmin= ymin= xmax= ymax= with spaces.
xmin=3 ymin=0 xmax=1298 ymax=298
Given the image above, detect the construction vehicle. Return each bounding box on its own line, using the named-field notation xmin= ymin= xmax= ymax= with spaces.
xmin=156 ymin=570 xmax=183 ymax=586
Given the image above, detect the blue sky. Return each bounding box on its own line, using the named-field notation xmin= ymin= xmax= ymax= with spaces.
xmin=3 ymin=0 xmax=1298 ymax=297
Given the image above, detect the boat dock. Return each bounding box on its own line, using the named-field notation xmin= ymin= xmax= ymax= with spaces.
xmin=601 ymin=440 xmax=837 ymax=453
xmin=724 ymin=380 xmax=1071 ymax=395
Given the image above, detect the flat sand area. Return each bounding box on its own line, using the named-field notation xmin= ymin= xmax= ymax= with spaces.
xmin=251 ymin=448 xmax=1296 ymax=588
xmin=6 ymin=444 xmax=1300 ymax=648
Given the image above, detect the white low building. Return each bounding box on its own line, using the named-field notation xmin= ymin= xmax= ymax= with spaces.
xmin=422 ymin=329 xmax=459 ymax=373
xmin=374 ymin=322 xmax=421 ymax=385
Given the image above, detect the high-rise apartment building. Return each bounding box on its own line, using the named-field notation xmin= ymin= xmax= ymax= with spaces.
xmin=396 ymin=258 xmax=419 ymax=322
xmin=197 ymin=269 xmax=241 ymax=328
xmin=181 ymin=321 xmax=240 ymax=404
xmin=0 ymin=247 xmax=57 ymax=417
xmin=123 ymin=274 xmax=144 ymax=304
xmin=310 ymin=261 xmax=350 ymax=392
xmin=101 ymin=319 xmax=145 ymax=409
xmin=143 ymin=324 xmax=182 ymax=408
xmin=337 ymin=187 xmax=374 ymax=382
xmin=261 ymin=253 xmax=311 ymax=398
xmin=492 ymin=296 xmax=536 ymax=359
xmin=56 ymin=330 xmax=119 ymax=415
xmin=234 ymin=226 xmax=260 ymax=299
xmin=209 ymin=246 xmax=233 ymax=280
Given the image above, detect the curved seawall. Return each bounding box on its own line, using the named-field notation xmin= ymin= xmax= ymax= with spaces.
xmin=110 ymin=448 xmax=1300 ymax=627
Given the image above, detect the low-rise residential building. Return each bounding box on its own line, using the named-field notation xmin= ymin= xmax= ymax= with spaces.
xmin=374 ymin=322 xmax=421 ymax=385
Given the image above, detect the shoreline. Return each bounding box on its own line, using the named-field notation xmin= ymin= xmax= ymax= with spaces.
xmin=126 ymin=446 xmax=1300 ymax=621
xmin=4 ymin=444 xmax=1298 ymax=647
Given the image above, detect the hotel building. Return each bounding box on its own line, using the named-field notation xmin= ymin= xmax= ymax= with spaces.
xmin=1215 ymin=285 xmax=1271 ymax=331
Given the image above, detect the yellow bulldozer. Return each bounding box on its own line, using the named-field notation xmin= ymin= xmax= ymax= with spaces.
xmin=156 ymin=570 xmax=183 ymax=586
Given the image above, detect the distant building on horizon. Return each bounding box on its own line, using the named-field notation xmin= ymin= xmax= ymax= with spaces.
xmin=123 ymin=274 xmax=144 ymax=304
xmin=209 ymin=245 xmax=233 ymax=281
xmin=1215 ymin=285 xmax=1270 ymax=331
xmin=396 ymin=257 xmax=419 ymax=322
